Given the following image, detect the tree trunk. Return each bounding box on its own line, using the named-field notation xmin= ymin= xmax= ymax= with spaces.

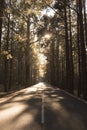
xmin=0 ymin=0 xmax=5 ymax=54
xmin=4 ymin=16 xmax=10 ymax=92
xmin=76 ymin=0 xmax=82 ymax=97
xmin=25 ymin=17 xmax=30 ymax=85
xmin=78 ymin=0 xmax=87 ymax=99
xmin=50 ymin=40 xmax=55 ymax=85
xmin=64 ymin=1 xmax=71 ymax=92
xmin=55 ymin=30 xmax=60 ymax=86
xmin=9 ymin=38 xmax=13 ymax=90
xmin=83 ymin=0 xmax=87 ymax=46
xmin=68 ymin=6 xmax=74 ymax=93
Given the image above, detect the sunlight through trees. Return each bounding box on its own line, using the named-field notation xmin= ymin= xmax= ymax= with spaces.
xmin=0 ymin=0 xmax=87 ymax=100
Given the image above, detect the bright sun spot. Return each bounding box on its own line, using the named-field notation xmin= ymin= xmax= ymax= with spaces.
xmin=44 ymin=34 xmax=51 ymax=39
xmin=86 ymin=0 xmax=87 ymax=12
xmin=41 ymin=7 xmax=55 ymax=17
xmin=38 ymin=54 xmax=47 ymax=65
xmin=38 ymin=53 xmax=47 ymax=78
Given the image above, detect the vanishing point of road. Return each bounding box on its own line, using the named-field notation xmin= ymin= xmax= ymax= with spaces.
xmin=0 ymin=83 xmax=87 ymax=130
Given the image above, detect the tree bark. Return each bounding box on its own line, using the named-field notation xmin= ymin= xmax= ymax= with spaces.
xmin=68 ymin=6 xmax=74 ymax=93
xmin=0 ymin=0 xmax=5 ymax=54
xmin=64 ymin=0 xmax=71 ymax=92
xmin=4 ymin=15 xmax=10 ymax=92
xmin=25 ymin=17 xmax=30 ymax=85
xmin=78 ymin=0 xmax=87 ymax=98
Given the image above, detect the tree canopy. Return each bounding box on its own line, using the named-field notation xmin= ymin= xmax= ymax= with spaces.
xmin=0 ymin=0 xmax=87 ymax=100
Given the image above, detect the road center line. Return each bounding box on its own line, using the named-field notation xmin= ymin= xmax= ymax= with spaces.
xmin=41 ymin=90 xmax=44 ymax=124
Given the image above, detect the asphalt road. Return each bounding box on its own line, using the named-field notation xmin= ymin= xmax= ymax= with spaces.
xmin=0 ymin=83 xmax=87 ymax=130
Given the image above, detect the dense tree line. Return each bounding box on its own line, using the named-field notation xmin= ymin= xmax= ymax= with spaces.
xmin=0 ymin=0 xmax=87 ymax=100
xmin=47 ymin=0 xmax=87 ymax=99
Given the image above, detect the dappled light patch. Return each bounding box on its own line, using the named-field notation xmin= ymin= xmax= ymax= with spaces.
xmin=58 ymin=96 xmax=64 ymax=99
xmin=0 ymin=108 xmax=39 ymax=130
xmin=51 ymin=94 xmax=57 ymax=97
xmin=0 ymin=83 xmax=48 ymax=130
xmin=0 ymin=104 xmax=27 ymax=120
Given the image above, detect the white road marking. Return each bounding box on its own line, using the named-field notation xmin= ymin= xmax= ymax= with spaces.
xmin=41 ymin=91 xmax=45 ymax=124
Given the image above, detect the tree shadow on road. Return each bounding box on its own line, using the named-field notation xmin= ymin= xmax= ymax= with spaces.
xmin=44 ymin=87 xmax=87 ymax=130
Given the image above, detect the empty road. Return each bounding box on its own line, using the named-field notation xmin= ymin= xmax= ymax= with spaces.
xmin=0 ymin=83 xmax=87 ymax=130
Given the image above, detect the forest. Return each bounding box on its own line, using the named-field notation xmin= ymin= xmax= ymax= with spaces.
xmin=0 ymin=0 xmax=87 ymax=100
